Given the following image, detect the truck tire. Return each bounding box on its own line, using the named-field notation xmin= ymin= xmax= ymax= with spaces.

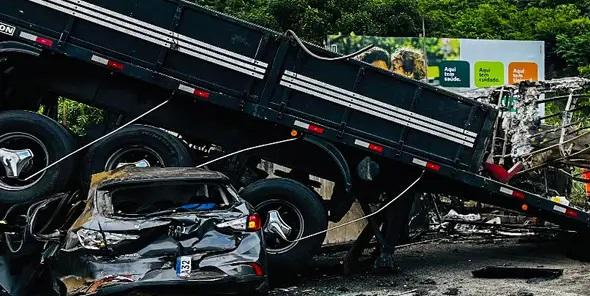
xmin=82 ymin=124 xmax=192 ymax=184
xmin=240 ymin=178 xmax=328 ymax=277
xmin=0 ymin=110 xmax=75 ymax=204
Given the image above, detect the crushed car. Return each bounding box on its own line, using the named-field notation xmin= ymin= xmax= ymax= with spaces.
xmin=2 ymin=167 xmax=267 ymax=296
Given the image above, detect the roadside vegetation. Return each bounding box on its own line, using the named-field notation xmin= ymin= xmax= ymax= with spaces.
xmin=196 ymin=0 xmax=590 ymax=78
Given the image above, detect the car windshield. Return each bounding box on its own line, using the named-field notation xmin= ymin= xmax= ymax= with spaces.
xmin=100 ymin=181 xmax=239 ymax=216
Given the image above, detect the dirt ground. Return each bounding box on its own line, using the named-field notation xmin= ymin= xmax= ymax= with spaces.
xmin=268 ymin=235 xmax=590 ymax=296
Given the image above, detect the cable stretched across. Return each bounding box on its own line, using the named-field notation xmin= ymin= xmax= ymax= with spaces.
xmin=196 ymin=137 xmax=299 ymax=168
xmin=285 ymin=170 xmax=425 ymax=243
xmin=285 ymin=30 xmax=374 ymax=61
xmin=24 ymin=99 xmax=170 ymax=181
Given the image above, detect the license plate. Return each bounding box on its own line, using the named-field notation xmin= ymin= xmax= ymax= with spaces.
xmin=176 ymin=256 xmax=192 ymax=278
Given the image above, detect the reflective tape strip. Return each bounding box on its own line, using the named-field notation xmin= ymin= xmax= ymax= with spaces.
xmin=499 ymin=187 xmax=513 ymax=196
xmin=283 ymin=71 xmax=477 ymax=138
xmin=500 ymin=187 xmax=525 ymax=199
xmin=91 ymin=55 xmax=109 ymax=65
xmin=280 ymin=78 xmax=474 ymax=147
xmin=412 ymin=158 xmax=440 ymax=171
xmin=553 ymin=205 xmax=566 ymax=214
xmin=19 ymin=31 xmax=53 ymax=47
xmin=19 ymin=31 xmax=37 ymax=42
xmin=178 ymin=84 xmax=210 ymax=99
xmin=178 ymin=84 xmax=196 ymax=94
xmin=354 ymin=139 xmax=383 ymax=153
xmin=28 ymin=0 xmax=267 ymax=78
xmin=293 ymin=120 xmax=324 ymax=134
xmin=294 ymin=120 xmax=310 ymax=129
xmin=412 ymin=158 xmax=428 ymax=167
xmin=354 ymin=139 xmax=370 ymax=149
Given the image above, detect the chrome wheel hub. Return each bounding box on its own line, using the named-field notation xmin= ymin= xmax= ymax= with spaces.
xmin=264 ymin=210 xmax=293 ymax=241
xmin=0 ymin=148 xmax=34 ymax=178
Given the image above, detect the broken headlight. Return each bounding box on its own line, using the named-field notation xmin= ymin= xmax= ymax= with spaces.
xmin=76 ymin=229 xmax=139 ymax=250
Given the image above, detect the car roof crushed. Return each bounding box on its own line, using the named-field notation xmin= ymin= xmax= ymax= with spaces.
xmin=91 ymin=166 xmax=230 ymax=189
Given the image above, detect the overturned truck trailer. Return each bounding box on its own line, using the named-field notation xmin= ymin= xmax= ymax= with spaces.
xmin=0 ymin=0 xmax=589 ymax=282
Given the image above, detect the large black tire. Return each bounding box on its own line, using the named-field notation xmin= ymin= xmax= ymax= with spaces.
xmin=0 ymin=110 xmax=75 ymax=204
xmin=240 ymin=178 xmax=328 ymax=277
xmin=81 ymin=124 xmax=193 ymax=184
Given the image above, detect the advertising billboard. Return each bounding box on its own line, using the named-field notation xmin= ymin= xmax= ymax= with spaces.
xmin=327 ymin=35 xmax=545 ymax=89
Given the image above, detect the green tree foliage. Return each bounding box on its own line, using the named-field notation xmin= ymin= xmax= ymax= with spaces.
xmin=194 ymin=0 xmax=590 ymax=78
xmin=58 ymin=98 xmax=103 ymax=136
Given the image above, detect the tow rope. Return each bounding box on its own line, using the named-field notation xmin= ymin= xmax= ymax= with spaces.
xmin=25 ymin=99 xmax=171 ymax=181
xmin=281 ymin=171 xmax=424 ymax=243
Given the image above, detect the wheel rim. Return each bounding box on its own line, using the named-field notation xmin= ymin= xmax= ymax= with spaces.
xmin=257 ymin=199 xmax=305 ymax=254
xmin=0 ymin=132 xmax=48 ymax=191
xmin=104 ymin=146 xmax=166 ymax=171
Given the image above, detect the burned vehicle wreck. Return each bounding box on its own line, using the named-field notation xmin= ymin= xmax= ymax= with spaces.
xmin=35 ymin=167 xmax=267 ymax=295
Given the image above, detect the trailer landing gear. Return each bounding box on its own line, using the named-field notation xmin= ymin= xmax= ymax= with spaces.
xmin=343 ymin=191 xmax=416 ymax=275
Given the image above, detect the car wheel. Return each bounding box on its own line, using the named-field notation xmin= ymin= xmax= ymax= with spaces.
xmin=0 ymin=110 xmax=75 ymax=204
xmin=82 ymin=124 xmax=193 ymax=184
xmin=240 ymin=178 xmax=328 ymax=278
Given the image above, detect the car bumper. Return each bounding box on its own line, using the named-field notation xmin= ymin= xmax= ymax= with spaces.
xmin=94 ymin=274 xmax=268 ymax=295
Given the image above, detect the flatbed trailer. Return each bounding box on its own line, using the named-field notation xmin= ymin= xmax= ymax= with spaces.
xmin=0 ymin=0 xmax=588 ymax=274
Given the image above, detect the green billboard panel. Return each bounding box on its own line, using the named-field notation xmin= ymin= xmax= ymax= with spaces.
xmin=439 ymin=61 xmax=470 ymax=87
xmin=475 ymin=61 xmax=504 ymax=87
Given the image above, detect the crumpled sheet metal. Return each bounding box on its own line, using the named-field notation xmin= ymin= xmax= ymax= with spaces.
xmin=508 ymin=86 xmax=541 ymax=160
xmin=58 ymin=200 xmax=261 ymax=295
xmin=458 ymin=77 xmax=590 ymax=166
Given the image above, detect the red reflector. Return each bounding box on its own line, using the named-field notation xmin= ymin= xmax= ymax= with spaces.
xmin=512 ymin=191 xmax=525 ymax=200
xmin=426 ymin=162 xmax=441 ymax=171
xmin=107 ymin=60 xmax=124 ymax=71
xmin=308 ymin=124 xmax=324 ymax=134
xmin=250 ymin=262 xmax=265 ymax=276
xmin=194 ymin=89 xmax=210 ymax=99
xmin=368 ymin=143 xmax=384 ymax=153
xmin=565 ymin=208 xmax=578 ymax=218
xmin=35 ymin=37 xmax=53 ymax=47
xmin=247 ymin=213 xmax=261 ymax=231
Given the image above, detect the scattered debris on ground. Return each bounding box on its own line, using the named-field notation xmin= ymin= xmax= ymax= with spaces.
xmin=269 ymin=233 xmax=590 ymax=296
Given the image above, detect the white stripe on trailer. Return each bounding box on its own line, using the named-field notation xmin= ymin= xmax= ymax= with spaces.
xmin=282 ymin=75 xmax=476 ymax=144
xmin=279 ymin=79 xmax=474 ymax=147
xmin=294 ymin=120 xmax=310 ymax=129
xmin=178 ymin=84 xmax=196 ymax=94
xmin=177 ymin=47 xmax=264 ymax=79
xmin=283 ymin=71 xmax=477 ymax=138
xmin=553 ymin=205 xmax=567 ymax=214
xmin=28 ymin=0 xmax=267 ymax=79
xmin=60 ymin=0 xmax=268 ymax=68
xmin=354 ymin=139 xmax=370 ymax=149
xmin=499 ymin=187 xmax=514 ymax=196
xmin=37 ymin=0 xmax=267 ymax=74
xmin=19 ymin=31 xmax=37 ymax=42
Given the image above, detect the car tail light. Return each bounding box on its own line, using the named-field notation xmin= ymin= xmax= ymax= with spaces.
xmin=250 ymin=262 xmax=265 ymax=276
xmin=216 ymin=214 xmax=261 ymax=232
xmin=247 ymin=213 xmax=261 ymax=231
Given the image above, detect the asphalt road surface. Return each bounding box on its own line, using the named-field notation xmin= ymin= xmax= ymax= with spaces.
xmin=269 ymin=234 xmax=590 ymax=296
